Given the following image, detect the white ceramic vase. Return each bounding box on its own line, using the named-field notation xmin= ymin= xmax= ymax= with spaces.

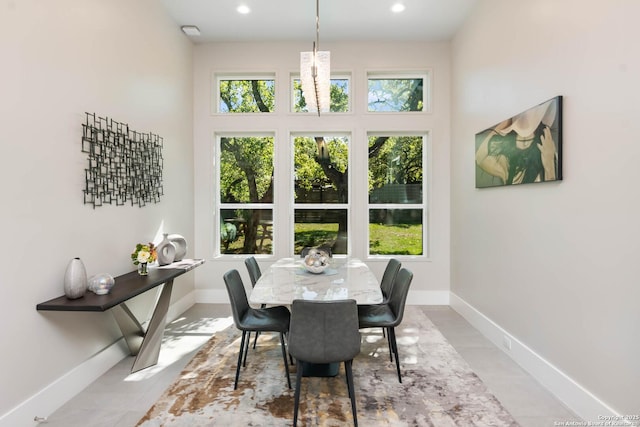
xmin=168 ymin=234 xmax=187 ymax=261
xmin=64 ymin=257 xmax=87 ymax=299
xmin=156 ymin=233 xmax=176 ymax=266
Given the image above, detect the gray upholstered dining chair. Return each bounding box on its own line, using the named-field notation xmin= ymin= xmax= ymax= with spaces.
xmin=244 ymin=256 xmax=265 ymax=351
xmin=357 ymin=267 xmax=413 ymax=383
xmin=380 ymin=258 xmax=401 ymax=302
xmin=288 ymin=299 xmax=361 ymax=427
xmin=244 ymin=256 xmax=262 ymax=288
xmin=378 ymin=258 xmax=401 ymax=358
xmin=223 ymin=269 xmax=291 ymax=390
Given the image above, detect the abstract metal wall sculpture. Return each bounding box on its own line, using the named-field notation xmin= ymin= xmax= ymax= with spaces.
xmin=82 ymin=113 xmax=163 ymax=208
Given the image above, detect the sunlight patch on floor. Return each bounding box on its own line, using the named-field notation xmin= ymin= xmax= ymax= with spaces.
xmin=124 ymin=316 xmax=234 ymax=382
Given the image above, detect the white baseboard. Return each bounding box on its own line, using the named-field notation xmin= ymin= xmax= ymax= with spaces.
xmin=1 ymin=291 xmax=198 ymax=427
xmin=406 ymin=290 xmax=450 ymax=305
xmin=168 ymin=290 xmax=196 ymax=321
xmin=194 ymin=288 xmax=229 ymax=303
xmin=449 ymin=292 xmax=618 ymax=422
xmin=194 ymin=289 xmax=450 ymax=305
xmin=0 ymin=339 xmax=129 ymax=427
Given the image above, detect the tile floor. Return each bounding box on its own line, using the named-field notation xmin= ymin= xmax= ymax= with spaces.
xmin=41 ymin=304 xmax=581 ymax=427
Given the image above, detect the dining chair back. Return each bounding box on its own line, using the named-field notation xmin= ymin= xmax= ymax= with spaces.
xmin=244 ymin=256 xmax=265 ymax=349
xmin=387 ymin=267 xmax=413 ymax=325
xmin=357 ymin=267 xmax=413 ymax=383
xmin=244 ymin=256 xmax=262 ymax=288
xmin=223 ymin=269 xmax=291 ymax=390
xmin=288 ymin=299 xmax=361 ymax=426
xmin=380 ymin=258 xmax=401 ymax=301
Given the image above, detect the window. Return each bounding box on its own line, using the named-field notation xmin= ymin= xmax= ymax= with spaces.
xmin=293 ymin=134 xmax=350 ymax=255
xmin=212 ymin=68 xmax=431 ymax=259
xmin=367 ymin=72 xmax=428 ymax=112
xmin=368 ymin=134 xmax=426 ymax=256
xmin=218 ymin=135 xmax=274 ymax=255
xmin=291 ymin=75 xmax=351 ymax=113
xmin=216 ymin=75 xmax=275 ymax=113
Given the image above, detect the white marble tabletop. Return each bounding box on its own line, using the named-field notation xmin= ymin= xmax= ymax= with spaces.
xmin=249 ymin=258 xmax=383 ymax=305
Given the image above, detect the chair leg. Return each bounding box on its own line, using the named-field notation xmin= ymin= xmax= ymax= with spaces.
xmin=234 ymin=331 xmax=247 ymax=390
xmin=280 ymin=333 xmax=292 ymax=389
xmin=388 ymin=327 xmax=402 ymax=383
xmin=386 ymin=328 xmax=393 ymax=362
xmin=284 ymin=331 xmax=295 ymax=366
xmin=344 ymin=360 xmax=358 ymax=427
xmin=344 ymin=361 xmax=352 ymax=399
xmin=253 ymin=331 xmax=259 ymax=349
xmin=242 ymin=330 xmax=251 ymax=367
xmin=293 ymin=363 xmax=304 ymax=427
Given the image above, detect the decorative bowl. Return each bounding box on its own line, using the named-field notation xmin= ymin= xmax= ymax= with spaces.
xmin=88 ymin=273 xmax=115 ymax=295
xmin=303 ymin=249 xmax=330 ymax=274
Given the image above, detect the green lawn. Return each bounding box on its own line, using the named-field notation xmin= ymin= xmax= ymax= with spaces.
xmin=223 ymin=222 xmax=422 ymax=255
xmin=369 ymin=223 xmax=422 ymax=255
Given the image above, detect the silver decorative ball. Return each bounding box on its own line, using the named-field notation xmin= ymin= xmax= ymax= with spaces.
xmin=88 ymin=273 xmax=115 ymax=295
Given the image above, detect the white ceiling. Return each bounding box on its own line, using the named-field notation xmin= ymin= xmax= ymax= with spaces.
xmin=160 ymin=0 xmax=478 ymax=43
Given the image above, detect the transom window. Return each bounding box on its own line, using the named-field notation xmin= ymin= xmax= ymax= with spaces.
xmin=367 ymin=72 xmax=429 ymax=112
xmin=216 ymin=74 xmax=275 ymax=113
xmin=291 ymin=75 xmax=351 ymax=113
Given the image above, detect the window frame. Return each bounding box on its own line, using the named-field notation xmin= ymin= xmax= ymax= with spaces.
xmin=215 ymin=132 xmax=276 ymax=257
xmin=291 ymin=132 xmax=352 ymax=257
xmin=289 ymin=72 xmax=353 ymax=114
xmin=366 ymin=70 xmax=431 ymax=114
xmin=366 ymin=131 xmax=430 ymax=259
xmin=214 ymin=72 xmax=277 ymax=115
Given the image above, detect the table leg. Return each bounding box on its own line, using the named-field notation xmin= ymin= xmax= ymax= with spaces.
xmin=111 ymin=303 xmax=145 ymax=356
xmin=129 ymin=279 xmax=174 ymax=373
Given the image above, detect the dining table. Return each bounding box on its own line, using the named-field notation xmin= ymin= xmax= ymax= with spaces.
xmin=249 ymin=257 xmax=383 ymax=377
xmin=249 ymin=257 xmax=383 ymax=306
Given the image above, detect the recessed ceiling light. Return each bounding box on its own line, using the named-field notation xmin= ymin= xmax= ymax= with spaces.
xmin=237 ymin=5 xmax=250 ymax=14
xmin=391 ymin=3 xmax=405 ymax=13
xmin=181 ymin=25 xmax=201 ymax=36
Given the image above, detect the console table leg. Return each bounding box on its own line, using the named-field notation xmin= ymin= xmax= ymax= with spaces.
xmin=131 ymin=280 xmax=174 ymax=373
xmin=111 ymin=303 xmax=145 ymax=356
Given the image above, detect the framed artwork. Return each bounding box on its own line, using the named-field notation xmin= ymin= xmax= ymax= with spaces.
xmin=475 ymin=96 xmax=562 ymax=188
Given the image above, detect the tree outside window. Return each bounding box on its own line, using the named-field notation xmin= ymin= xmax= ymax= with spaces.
xmin=218 ymin=77 xmax=275 ymax=113
xmin=293 ymin=135 xmax=349 ymax=255
xmin=368 ymin=135 xmax=425 ymax=256
xmin=213 ymin=70 xmax=430 ymax=258
xmin=218 ymin=136 xmax=274 ymax=254
xmin=367 ymin=74 xmax=426 ymax=112
xmin=292 ymin=77 xmax=350 ymax=113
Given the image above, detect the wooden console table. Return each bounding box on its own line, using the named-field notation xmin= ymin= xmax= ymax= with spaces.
xmin=37 ymin=259 xmax=204 ymax=373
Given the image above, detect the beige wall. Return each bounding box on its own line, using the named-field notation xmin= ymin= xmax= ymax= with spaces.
xmin=451 ymin=0 xmax=640 ymax=416
xmin=191 ymin=41 xmax=452 ymax=304
xmin=0 ymin=0 xmax=193 ymax=420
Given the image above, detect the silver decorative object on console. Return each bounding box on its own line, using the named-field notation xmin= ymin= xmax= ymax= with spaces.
xmin=64 ymin=257 xmax=87 ymax=299
xmin=88 ymin=273 xmax=115 ymax=295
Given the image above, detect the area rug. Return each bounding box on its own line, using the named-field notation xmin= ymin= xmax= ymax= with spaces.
xmin=137 ymin=306 xmax=519 ymax=426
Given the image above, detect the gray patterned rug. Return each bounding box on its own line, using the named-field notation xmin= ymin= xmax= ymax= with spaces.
xmin=137 ymin=306 xmax=519 ymax=426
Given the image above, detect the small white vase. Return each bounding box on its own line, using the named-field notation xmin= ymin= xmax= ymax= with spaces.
xmin=64 ymin=257 xmax=87 ymax=299
xmin=156 ymin=233 xmax=176 ymax=266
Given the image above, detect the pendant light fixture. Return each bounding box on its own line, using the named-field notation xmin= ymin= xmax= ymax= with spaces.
xmin=300 ymin=0 xmax=330 ymax=115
